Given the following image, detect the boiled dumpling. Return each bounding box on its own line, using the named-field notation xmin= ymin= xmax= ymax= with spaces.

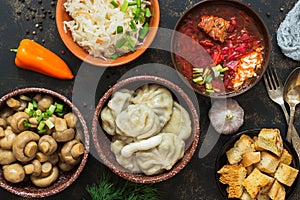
xmin=100 ymin=89 xmax=133 ymax=135
xmin=132 ymin=84 xmax=173 ymax=128
xmin=111 ymin=140 xmax=140 ymax=172
xmin=116 ymin=104 xmax=161 ymax=140
xmin=135 ymin=133 xmax=185 ymax=175
xmin=161 ymin=102 xmax=192 ymax=141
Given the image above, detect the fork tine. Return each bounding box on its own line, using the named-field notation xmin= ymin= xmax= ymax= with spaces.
xmin=264 ymin=67 xmax=274 ymax=90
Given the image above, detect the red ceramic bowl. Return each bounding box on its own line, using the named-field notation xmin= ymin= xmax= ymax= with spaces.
xmin=56 ymin=0 xmax=160 ymax=67
xmin=92 ymin=75 xmax=200 ymax=183
xmin=171 ymin=0 xmax=271 ymax=98
xmin=0 ymin=88 xmax=89 ymax=198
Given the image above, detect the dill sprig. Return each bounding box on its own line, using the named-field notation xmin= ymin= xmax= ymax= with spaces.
xmin=86 ymin=170 xmax=160 ymax=200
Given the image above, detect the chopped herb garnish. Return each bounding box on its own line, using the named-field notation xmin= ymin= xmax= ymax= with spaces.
xmin=117 ymin=26 xmax=123 ymax=34
xmin=121 ymin=0 xmax=129 ymax=12
xmin=139 ymin=22 xmax=149 ymax=39
xmin=116 ymin=38 xmax=127 ymax=48
xmin=23 ymin=121 xmax=31 ymax=128
xmin=110 ymin=0 xmax=119 ymax=8
xmin=110 ymin=53 xmax=120 ymax=60
xmin=129 ymin=20 xmax=138 ymax=31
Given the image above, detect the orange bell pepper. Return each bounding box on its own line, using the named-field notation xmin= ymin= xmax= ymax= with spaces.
xmin=11 ymin=39 xmax=74 ymax=79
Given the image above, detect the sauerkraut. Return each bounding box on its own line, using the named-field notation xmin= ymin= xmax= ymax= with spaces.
xmin=63 ymin=0 xmax=151 ymax=60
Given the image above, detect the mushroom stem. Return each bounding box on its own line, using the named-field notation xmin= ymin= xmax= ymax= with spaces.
xmin=24 ymin=141 xmax=38 ymax=158
xmin=71 ymin=143 xmax=84 ymax=158
xmin=30 ymin=166 xmax=59 ymax=187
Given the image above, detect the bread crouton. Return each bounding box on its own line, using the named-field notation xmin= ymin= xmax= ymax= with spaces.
xmin=274 ymin=163 xmax=299 ymax=187
xmin=256 ymin=151 xmax=280 ymax=174
xmin=241 ymin=151 xmax=261 ymax=167
xmin=257 ymin=128 xmax=283 ymax=156
xmin=268 ymin=180 xmax=286 ymax=200
xmin=217 ymin=164 xmax=247 ymax=198
xmin=242 ymin=168 xmax=274 ymax=198
xmin=226 ymin=134 xmax=255 ymax=165
xmin=279 ymin=149 xmax=293 ymax=165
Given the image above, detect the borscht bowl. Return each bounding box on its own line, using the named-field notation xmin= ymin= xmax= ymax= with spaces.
xmin=171 ymin=0 xmax=271 ymax=98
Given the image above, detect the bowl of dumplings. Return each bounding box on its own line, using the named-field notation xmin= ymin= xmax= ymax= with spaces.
xmin=91 ymin=75 xmax=200 ymax=183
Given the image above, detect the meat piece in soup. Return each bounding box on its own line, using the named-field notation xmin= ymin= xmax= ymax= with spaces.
xmin=198 ymin=15 xmax=230 ymax=42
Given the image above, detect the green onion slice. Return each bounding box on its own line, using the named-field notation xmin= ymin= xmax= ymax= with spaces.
xmin=110 ymin=0 xmax=119 ymax=8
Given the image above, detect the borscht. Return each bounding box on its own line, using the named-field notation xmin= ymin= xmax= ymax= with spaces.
xmin=173 ymin=2 xmax=266 ymax=95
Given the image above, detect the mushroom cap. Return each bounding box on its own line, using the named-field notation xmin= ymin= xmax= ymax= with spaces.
xmin=12 ymin=131 xmax=40 ymax=162
xmin=3 ymin=163 xmax=25 ymax=183
xmin=10 ymin=112 xmax=29 ymax=133
xmin=0 ymin=149 xmax=16 ymax=165
xmin=52 ymin=128 xmax=75 ymax=142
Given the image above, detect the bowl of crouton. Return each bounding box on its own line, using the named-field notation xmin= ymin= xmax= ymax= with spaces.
xmin=215 ymin=128 xmax=299 ymax=199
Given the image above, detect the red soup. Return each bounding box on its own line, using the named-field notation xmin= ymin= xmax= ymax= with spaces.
xmin=173 ymin=3 xmax=266 ymax=95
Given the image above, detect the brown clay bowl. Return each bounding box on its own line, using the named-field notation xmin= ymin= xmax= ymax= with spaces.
xmin=0 ymin=87 xmax=89 ymax=198
xmin=56 ymin=0 xmax=160 ymax=67
xmin=92 ymin=75 xmax=200 ymax=183
xmin=171 ymin=0 xmax=271 ymax=98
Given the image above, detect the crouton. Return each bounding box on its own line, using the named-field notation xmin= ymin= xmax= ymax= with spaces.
xmin=257 ymin=128 xmax=283 ymax=156
xmin=274 ymin=163 xmax=299 ymax=187
xmin=217 ymin=164 xmax=247 ymax=198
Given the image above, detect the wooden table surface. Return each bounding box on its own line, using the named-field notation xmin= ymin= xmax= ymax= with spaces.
xmin=0 ymin=0 xmax=299 ymax=199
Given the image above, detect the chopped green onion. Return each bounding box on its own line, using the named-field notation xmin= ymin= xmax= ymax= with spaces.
xmin=206 ymin=89 xmax=215 ymax=93
xmin=28 ymin=109 xmax=36 ymax=117
xmin=121 ymin=0 xmax=129 ymax=12
xmin=143 ymin=8 xmax=152 ymax=18
xmin=219 ymin=67 xmax=229 ymax=73
xmin=116 ymin=38 xmax=127 ymax=48
xmin=32 ymin=99 xmax=37 ymax=108
xmin=55 ymin=103 xmax=64 ymax=113
xmin=45 ymin=119 xmax=54 ymax=129
xmin=28 ymin=102 xmax=34 ymax=110
xmin=136 ymin=0 xmax=141 ymax=8
xmin=139 ymin=22 xmax=149 ymax=39
xmin=23 ymin=121 xmax=31 ymax=128
xmin=37 ymin=121 xmax=46 ymax=131
xmin=128 ymin=1 xmax=137 ymax=6
xmin=38 ymin=129 xmax=47 ymax=134
xmin=117 ymin=26 xmax=123 ymax=34
xmin=37 ymin=114 xmax=43 ymax=122
xmin=129 ymin=20 xmax=138 ymax=31
xmin=36 ymin=109 xmax=42 ymax=116
xmin=110 ymin=0 xmax=119 ymax=8
xmin=193 ymin=76 xmax=203 ymax=83
xmin=125 ymin=35 xmax=135 ymax=47
xmin=204 ymin=74 xmax=213 ymax=83
xmin=110 ymin=53 xmax=120 ymax=60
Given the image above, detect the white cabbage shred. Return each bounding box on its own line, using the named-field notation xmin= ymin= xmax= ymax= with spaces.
xmin=63 ymin=0 xmax=151 ymax=60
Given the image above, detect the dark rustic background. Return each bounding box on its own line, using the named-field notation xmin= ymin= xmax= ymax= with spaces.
xmin=0 ymin=0 xmax=299 ymax=199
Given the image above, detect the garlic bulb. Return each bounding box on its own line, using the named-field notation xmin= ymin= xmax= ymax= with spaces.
xmin=208 ymin=98 xmax=244 ymax=134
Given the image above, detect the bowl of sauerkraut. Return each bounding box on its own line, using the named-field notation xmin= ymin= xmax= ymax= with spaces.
xmin=91 ymin=75 xmax=200 ymax=183
xmin=56 ymin=0 xmax=160 ymax=67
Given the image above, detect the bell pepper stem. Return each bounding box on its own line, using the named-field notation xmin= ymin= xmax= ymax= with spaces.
xmin=10 ymin=49 xmax=18 ymax=53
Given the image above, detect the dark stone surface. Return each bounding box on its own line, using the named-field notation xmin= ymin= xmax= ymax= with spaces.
xmin=0 ymin=0 xmax=299 ymax=199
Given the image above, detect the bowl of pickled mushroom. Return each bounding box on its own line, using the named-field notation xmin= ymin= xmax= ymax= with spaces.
xmin=56 ymin=0 xmax=160 ymax=67
xmin=91 ymin=75 xmax=200 ymax=183
xmin=0 ymin=88 xmax=89 ymax=198
xmin=215 ymin=128 xmax=299 ymax=199
xmin=171 ymin=0 xmax=271 ymax=98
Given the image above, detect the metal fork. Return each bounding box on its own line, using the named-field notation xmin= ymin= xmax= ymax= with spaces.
xmin=264 ymin=67 xmax=300 ymax=157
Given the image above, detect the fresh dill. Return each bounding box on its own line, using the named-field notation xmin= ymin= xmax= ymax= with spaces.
xmin=86 ymin=171 xmax=160 ymax=200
